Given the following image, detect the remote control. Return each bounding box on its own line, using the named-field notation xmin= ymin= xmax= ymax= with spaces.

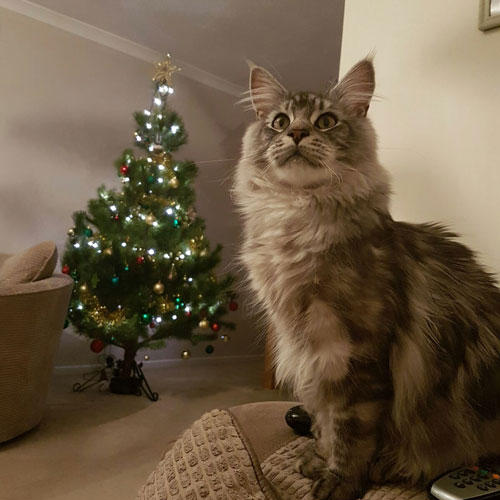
xmin=429 ymin=465 xmax=500 ymax=500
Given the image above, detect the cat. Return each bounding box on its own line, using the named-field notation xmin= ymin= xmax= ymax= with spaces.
xmin=233 ymin=58 xmax=500 ymax=500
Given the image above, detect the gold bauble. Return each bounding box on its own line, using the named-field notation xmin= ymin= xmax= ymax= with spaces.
xmin=199 ymin=319 xmax=210 ymax=329
xmin=68 ymin=227 xmax=75 ymax=237
xmin=146 ymin=213 xmax=157 ymax=225
xmin=80 ymin=284 xmax=88 ymax=292
xmin=181 ymin=350 xmax=191 ymax=360
xmin=200 ymin=249 xmax=208 ymax=257
xmin=221 ymin=334 xmax=230 ymax=343
xmin=103 ymin=248 xmax=113 ymax=255
xmin=168 ymin=177 xmax=179 ymax=188
xmin=153 ymin=281 xmax=165 ymax=294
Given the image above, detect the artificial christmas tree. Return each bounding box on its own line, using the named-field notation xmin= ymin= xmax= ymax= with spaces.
xmin=62 ymin=55 xmax=234 ymax=399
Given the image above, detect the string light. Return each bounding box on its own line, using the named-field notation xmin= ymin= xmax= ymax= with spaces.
xmin=74 ymin=243 xmax=80 ymax=248
xmin=148 ymin=145 xmax=154 ymax=151
xmin=147 ymin=157 xmax=152 ymax=163
xmin=146 ymin=123 xmax=152 ymax=129
xmin=185 ymin=249 xmax=191 ymax=256
xmin=136 ymin=135 xmax=142 ymax=142
xmin=188 ymin=278 xmax=193 ymax=282
xmin=110 ymin=205 xmax=117 ymax=212
xmin=148 ymin=248 xmax=155 ymax=255
xmin=158 ymin=114 xmax=163 ymax=119
xmin=121 ymin=242 xmax=127 ymax=247
xmin=144 ymin=110 xmax=151 ymax=116
xmin=155 ymin=316 xmax=162 ymax=323
xmin=171 ymin=125 xmax=179 ymax=134
xmin=166 ymin=208 xmax=173 ymax=215
xmin=158 ymin=178 xmax=164 ymax=183
xmin=172 ymin=314 xmax=177 ymax=320
xmin=125 ymin=216 xmax=132 ymax=222
xmin=154 ymin=97 xmax=162 ymax=106
xmin=158 ymin=164 xmax=165 ymax=171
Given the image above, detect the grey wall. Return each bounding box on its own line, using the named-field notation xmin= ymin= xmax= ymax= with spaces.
xmin=0 ymin=3 xmax=344 ymax=366
xmin=0 ymin=7 xmax=254 ymax=365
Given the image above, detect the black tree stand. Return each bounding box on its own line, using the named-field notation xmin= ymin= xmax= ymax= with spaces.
xmin=73 ymin=355 xmax=159 ymax=402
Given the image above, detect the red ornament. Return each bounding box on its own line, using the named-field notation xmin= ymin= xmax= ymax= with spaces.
xmin=113 ymin=214 xmax=119 ymax=220
xmin=211 ymin=322 xmax=221 ymax=332
xmin=149 ymin=322 xmax=156 ymax=328
xmin=62 ymin=265 xmax=70 ymax=274
xmin=185 ymin=310 xmax=192 ymax=317
xmin=120 ymin=165 xmax=129 ymax=175
xmin=90 ymin=339 xmax=105 ymax=353
xmin=136 ymin=256 xmax=145 ymax=264
xmin=229 ymin=301 xmax=238 ymax=311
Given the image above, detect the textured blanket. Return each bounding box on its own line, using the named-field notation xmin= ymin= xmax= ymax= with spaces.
xmin=137 ymin=409 xmax=426 ymax=500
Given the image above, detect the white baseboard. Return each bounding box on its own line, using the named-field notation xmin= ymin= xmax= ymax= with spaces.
xmin=54 ymin=353 xmax=264 ymax=371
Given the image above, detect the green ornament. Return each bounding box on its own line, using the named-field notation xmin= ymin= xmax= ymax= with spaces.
xmin=147 ymin=175 xmax=155 ymax=183
xmin=124 ymin=266 xmax=129 ymax=271
xmin=175 ymin=297 xmax=181 ymax=303
xmin=205 ymin=345 xmax=214 ymax=354
xmin=141 ymin=313 xmax=151 ymax=324
xmin=70 ymin=270 xmax=78 ymax=280
xmin=84 ymin=228 xmax=93 ymax=237
xmin=173 ymin=219 xmax=179 ymax=227
xmin=112 ymin=276 xmax=119 ymax=284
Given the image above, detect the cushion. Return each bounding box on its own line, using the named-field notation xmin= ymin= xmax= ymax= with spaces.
xmin=137 ymin=405 xmax=427 ymax=500
xmin=0 ymin=242 xmax=58 ymax=285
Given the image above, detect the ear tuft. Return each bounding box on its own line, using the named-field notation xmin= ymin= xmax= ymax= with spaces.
xmin=329 ymin=58 xmax=375 ymax=117
xmin=249 ymin=66 xmax=287 ymax=118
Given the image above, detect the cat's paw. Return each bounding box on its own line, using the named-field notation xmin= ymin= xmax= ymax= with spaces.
xmin=312 ymin=470 xmax=362 ymax=500
xmin=369 ymin=458 xmax=403 ymax=484
xmin=296 ymin=441 xmax=328 ymax=480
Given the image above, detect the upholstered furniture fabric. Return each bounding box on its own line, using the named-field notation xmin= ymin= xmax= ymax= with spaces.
xmin=138 ymin=402 xmax=427 ymax=500
xmin=0 ymin=241 xmax=58 ymax=286
xmin=0 ymin=246 xmax=73 ymax=443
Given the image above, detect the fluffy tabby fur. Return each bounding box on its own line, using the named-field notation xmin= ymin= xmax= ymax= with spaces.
xmin=233 ymin=59 xmax=500 ymax=500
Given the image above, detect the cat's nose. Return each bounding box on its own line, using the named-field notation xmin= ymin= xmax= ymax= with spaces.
xmin=288 ymin=129 xmax=310 ymax=145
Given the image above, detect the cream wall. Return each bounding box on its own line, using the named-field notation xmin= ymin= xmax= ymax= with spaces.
xmin=0 ymin=8 xmax=255 ymax=365
xmin=340 ymin=0 xmax=500 ymax=273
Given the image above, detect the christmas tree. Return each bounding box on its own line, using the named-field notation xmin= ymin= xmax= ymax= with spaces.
xmin=62 ymin=55 xmax=235 ymax=393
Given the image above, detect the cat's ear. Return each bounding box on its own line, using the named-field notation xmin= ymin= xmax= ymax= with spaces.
xmin=328 ymin=58 xmax=375 ymax=118
xmin=249 ymin=64 xmax=287 ymax=118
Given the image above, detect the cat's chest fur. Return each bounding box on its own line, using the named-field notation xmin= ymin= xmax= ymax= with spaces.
xmin=240 ymin=189 xmax=365 ymax=397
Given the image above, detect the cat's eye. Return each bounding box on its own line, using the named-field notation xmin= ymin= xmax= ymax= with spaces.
xmin=314 ymin=113 xmax=337 ymax=131
xmin=271 ymin=113 xmax=290 ymax=131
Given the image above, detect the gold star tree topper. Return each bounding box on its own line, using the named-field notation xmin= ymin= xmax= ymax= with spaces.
xmin=153 ymin=54 xmax=180 ymax=87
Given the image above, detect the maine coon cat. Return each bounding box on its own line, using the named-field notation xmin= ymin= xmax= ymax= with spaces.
xmin=233 ymin=58 xmax=500 ymax=500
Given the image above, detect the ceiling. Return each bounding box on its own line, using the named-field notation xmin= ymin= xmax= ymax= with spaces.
xmin=29 ymin=0 xmax=345 ymax=93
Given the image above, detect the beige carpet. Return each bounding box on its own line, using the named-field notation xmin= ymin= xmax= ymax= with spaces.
xmin=0 ymin=356 xmax=289 ymax=500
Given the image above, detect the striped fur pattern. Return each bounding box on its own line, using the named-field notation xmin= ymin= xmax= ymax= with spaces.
xmin=233 ymin=59 xmax=500 ymax=500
